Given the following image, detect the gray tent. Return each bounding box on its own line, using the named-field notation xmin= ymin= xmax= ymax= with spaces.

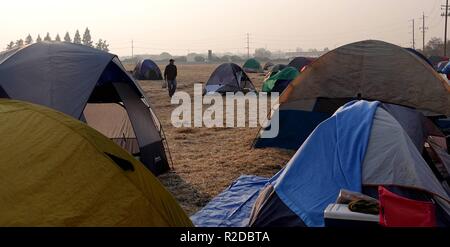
xmin=0 ymin=42 xmax=170 ymax=175
xmin=204 ymin=63 xmax=255 ymax=94
xmin=279 ymin=40 xmax=450 ymax=116
xmin=255 ymin=40 xmax=450 ymax=150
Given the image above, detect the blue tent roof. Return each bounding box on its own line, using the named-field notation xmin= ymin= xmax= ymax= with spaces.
xmin=272 ymin=100 xmax=380 ymax=226
xmin=133 ymin=59 xmax=162 ymax=80
xmin=254 ymin=110 xmax=330 ymax=150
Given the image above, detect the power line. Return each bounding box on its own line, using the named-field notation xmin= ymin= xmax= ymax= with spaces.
xmin=429 ymin=0 xmax=441 ymax=17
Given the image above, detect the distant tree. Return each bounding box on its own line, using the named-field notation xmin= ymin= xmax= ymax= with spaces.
xmin=194 ymin=56 xmax=205 ymax=62
xmin=209 ymin=55 xmax=220 ymax=62
xmin=25 ymin=34 xmax=33 ymax=45
xmin=64 ymin=32 xmax=71 ymax=42
xmin=95 ymin=39 xmax=110 ymax=52
xmin=73 ymin=30 xmax=81 ymax=44
xmin=44 ymin=32 xmax=52 ymax=41
xmin=174 ymin=56 xmax=187 ymax=62
xmin=254 ymin=48 xmax=272 ymax=59
xmin=82 ymin=27 xmax=93 ymax=47
xmin=55 ymin=34 xmax=61 ymax=42
xmin=15 ymin=39 xmax=24 ymax=47
xmin=423 ymin=37 xmax=444 ymax=57
xmin=230 ymin=55 xmax=243 ymax=62
xmin=220 ymin=55 xmax=232 ymax=62
xmin=324 ymin=47 xmax=330 ymax=52
xmin=6 ymin=41 xmax=14 ymax=50
xmin=95 ymin=39 xmax=102 ymax=49
xmin=101 ymin=40 xmax=110 ymax=52
xmin=159 ymin=52 xmax=172 ymax=60
xmin=36 ymin=34 xmax=42 ymax=42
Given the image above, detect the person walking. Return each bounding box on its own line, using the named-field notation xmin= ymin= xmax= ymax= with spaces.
xmin=164 ymin=59 xmax=177 ymax=97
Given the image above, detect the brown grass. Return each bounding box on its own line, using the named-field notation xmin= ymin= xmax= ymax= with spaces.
xmin=129 ymin=63 xmax=294 ymax=215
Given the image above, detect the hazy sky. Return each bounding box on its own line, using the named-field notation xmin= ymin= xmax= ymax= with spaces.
xmin=0 ymin=0 xmax=445 ymax=56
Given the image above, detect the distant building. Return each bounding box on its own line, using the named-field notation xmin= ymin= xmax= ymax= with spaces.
xmin=285 ymin=50 xmax=326 ymax=59
xmin=208 ymin=50 xmax=212 ymax=62
xmin=187 ymin=53 xmax=197 ymax=63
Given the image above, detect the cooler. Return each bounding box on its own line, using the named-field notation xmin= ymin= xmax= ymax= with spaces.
xmin=324 ymin=204 xmax=379 ymax=227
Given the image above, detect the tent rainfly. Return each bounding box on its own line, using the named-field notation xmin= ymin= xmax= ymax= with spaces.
xmin=243 ymin=58 xmax=263 ymax=73
xmin=250 ymin=101 xmax=450 ymax=227
xmin=133 ymin=59 xmax=163 ymax=80
xmin=254 ymin=40 xmax=450 ymax=150
xmin=0 ymin=42 xmax=170 ymax=175
xmin=0 ymin=99 xmax=193 ymax=226
xmin=204 ymin=63 xmax=256 ymax=94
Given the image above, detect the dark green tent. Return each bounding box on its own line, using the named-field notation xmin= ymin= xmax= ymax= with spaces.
xmin=262 ymin=67 xmax=299 ymax=93
xmin=243 ymin=59 xmax=263 ymax=73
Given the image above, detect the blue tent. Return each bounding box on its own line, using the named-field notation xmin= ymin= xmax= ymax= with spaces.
xmin=133 ymin=59 xmax=163 ymax=80
xmin=254 ymin=110 xmax=330 ymax=149
xmin=250 ymin=101 xmax=450 ymax=227
xmin=194 ymin=101 xmax=450 ymax=227
xmin=267 ymin=101 xmax=379 ymax=226
xmin=195 ymin=101 xmax=379 ymax=227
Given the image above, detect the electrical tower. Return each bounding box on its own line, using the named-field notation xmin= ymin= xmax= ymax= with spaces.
xmin=419 ymin=13 xmax=428 ymax=52
xmin=246 ymin=33 xmax=250 ymax=58
xmin=442 ymin=0 xmax=450 ymax=56
xmin=410 ymin=19 xmax=415 ymax=49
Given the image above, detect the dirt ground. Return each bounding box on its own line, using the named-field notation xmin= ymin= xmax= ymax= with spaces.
xmin=126 ymin=63 xmax=294 ymax=215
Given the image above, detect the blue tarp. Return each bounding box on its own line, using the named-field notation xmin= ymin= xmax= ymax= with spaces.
xmin=273 ymin=100 xmax=380 ymax=227
xmin=191 ymin=175 xmax=269 ymax=227
xmin=441 ymin=62 xmax=450 ymax=75
xmin=254 ymin=110 xmax=331 ymax=150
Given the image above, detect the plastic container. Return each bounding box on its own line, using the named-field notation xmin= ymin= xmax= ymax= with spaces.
xmin=324 ymin=204 xmax=379 ymax=227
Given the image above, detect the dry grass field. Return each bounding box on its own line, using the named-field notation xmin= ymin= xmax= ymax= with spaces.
xmin=125 ymin=63 xmax=294 ymax=215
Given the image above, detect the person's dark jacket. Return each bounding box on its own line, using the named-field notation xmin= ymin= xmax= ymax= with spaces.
xmin=164 ymin=64 xmax=177 ymax=80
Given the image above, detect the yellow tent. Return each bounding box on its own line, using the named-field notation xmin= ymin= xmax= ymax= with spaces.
xmin=0 ymin=99 xmax=193 ymax=227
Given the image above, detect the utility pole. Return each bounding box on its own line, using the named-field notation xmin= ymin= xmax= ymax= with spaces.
xmin=442 ymin=0 xmax=450 ymax=56
xmin=131 ymin=40 xmax=134 ymax=59
xmin=420 ymin=13 xmax=428 ymax=52
xmin=246 ymin=33 xmax=250 ymax=58
xmin=411 ymin=19 xmax=415 ymax=49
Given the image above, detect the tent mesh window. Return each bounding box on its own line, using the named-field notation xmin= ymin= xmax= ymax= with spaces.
xmin=84 ymin=103 xmax=140 ymax=156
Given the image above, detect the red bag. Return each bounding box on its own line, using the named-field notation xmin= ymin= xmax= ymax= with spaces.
xmin=379 ymin=186 xmax=436 ymax=227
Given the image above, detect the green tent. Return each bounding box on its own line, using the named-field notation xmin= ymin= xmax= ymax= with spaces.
xmin=243 ymin=58 xmax=263 ymax=73
xmin=262 ymin=66 xmax=299 ymax=93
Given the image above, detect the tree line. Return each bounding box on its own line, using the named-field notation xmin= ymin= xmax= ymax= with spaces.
xmin=420 ymin=37 xmax=450 ymax=57
xmin=5 ymin=28 xmax=109 ymax=52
